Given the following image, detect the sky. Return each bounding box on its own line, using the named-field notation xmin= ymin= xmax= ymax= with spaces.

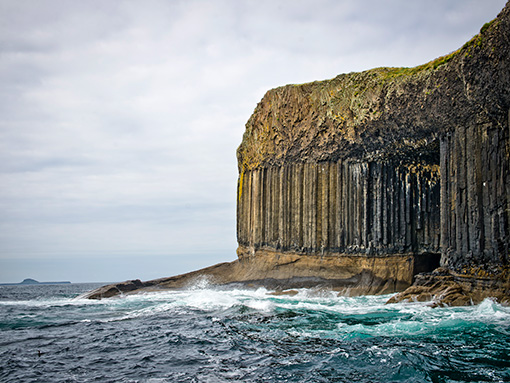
xmin=0 ymin=0 xmax=507 ymax=283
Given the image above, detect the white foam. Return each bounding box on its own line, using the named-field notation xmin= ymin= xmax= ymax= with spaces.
xmin=245 ymin=299 xmax=273 ymax=312
xmin=8 ymin=286 xmax=508 ymax=334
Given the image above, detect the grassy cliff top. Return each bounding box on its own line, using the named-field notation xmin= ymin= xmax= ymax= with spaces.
xmin=237 ymin=4 xmax=509 ymax=172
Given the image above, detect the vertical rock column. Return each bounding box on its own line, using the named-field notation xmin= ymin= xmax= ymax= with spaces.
xmin=237 ymin=160 xmax=440 ymax=257
xmin=440 ymin=122 xmax=509 ymax=272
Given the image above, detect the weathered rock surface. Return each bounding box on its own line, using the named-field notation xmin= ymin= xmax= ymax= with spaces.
xmin=387 ymin=267 xmax=510 ymax=306
xmin=84 ymin=2 xmax=510 ymax=303
xmin=82 ymin=249 xmax=436 ymax=299
xmin=237 ymin=162 xmax=440 ymax=259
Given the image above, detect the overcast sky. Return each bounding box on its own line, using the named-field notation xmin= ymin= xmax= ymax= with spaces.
xmin=0 ymin=0 xmax=506 ymax=283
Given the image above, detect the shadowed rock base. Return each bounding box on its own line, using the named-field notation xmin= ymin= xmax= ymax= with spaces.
xmin=387 ymin=268 xmax=510 ymax=306
xmin=81 ymin=248 xmax=439 ymax=299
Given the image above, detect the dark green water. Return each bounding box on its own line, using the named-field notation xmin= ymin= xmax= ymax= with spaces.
xmin=0 ymin=283 xmax=509 ymax=382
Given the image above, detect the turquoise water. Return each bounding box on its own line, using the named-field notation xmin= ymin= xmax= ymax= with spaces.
xmin=0 ymin=283 xmax=509 ymax=382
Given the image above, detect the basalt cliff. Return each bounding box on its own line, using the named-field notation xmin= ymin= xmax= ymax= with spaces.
xmin=84 ymin=3 xmax=510 ymax=305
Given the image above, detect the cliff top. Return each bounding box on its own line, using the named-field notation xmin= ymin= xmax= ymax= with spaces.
xmin=237 ymin=2 xmax=510 ymax=171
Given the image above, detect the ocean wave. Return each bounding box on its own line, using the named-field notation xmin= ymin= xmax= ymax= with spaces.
xmin=2 ymin=284 xmax=509 ymax=383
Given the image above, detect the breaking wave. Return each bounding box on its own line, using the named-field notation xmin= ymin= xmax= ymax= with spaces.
xmin=1 ymin=283 xmax=509 ymax=382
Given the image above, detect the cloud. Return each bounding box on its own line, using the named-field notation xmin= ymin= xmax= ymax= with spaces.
xmin=0 ymin=0 xmax=506 ymax=282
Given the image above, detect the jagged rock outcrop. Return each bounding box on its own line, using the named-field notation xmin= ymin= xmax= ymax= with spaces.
xmin=83 ymin=2 xmax=509 ymax=302
xmin=387 ymin=268 xmax=510 ymax=306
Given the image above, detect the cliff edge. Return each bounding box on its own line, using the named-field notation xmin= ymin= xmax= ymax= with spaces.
xmin=83 ymin=2 xmax=509 ymax=304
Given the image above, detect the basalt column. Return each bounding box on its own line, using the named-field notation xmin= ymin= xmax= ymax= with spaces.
xmin=237 ymin=161 xmax=441 ymax=259
xmin=440 ymin=120 xmax=510 ymax=273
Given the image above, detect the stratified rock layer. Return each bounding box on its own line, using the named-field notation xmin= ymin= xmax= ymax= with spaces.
xmin=83 ymin=250 xmax=439 ymax=299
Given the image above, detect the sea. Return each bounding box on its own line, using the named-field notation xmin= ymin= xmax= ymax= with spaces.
xmin=0 ymin=282 xmax=509 ymax=383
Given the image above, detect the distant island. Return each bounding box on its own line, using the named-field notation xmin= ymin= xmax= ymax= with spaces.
xmin=0 ymin=278 xmax=71 ymax=286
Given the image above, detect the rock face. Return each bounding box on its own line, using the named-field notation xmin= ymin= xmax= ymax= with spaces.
xmin=83 ymin=3 xmax=509 ymax=302
xmin=235 ymin=2 xmax=509 ymax=302
xmin=237 ymin=162 xmax=440 ymax=258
